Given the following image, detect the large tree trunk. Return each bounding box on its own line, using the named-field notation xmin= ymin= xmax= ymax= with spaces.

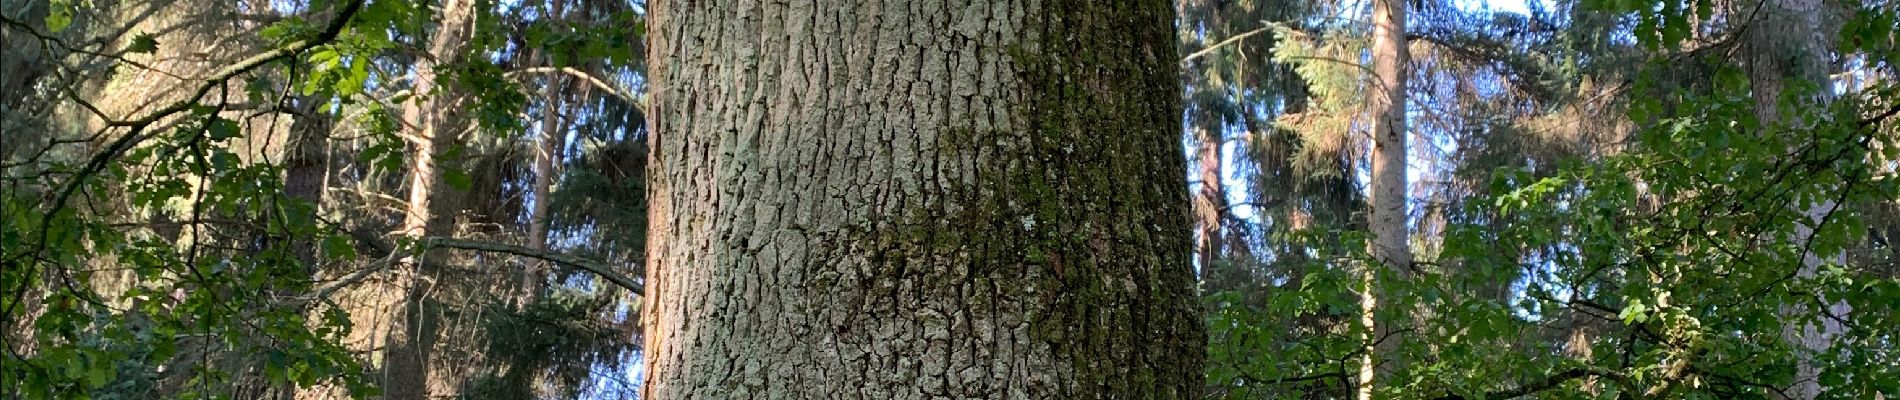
xmin=1746 ymin=0 xmax=1846 ymax=398
xmin=640 ymin=1 xmax=1203 ymax=399
xmin=1361 ymin=0 xmax=1409 ymax=397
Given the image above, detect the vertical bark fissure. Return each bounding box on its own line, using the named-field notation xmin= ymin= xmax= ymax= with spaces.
xmin=642 ymin=1 xmax=1202 ymax=398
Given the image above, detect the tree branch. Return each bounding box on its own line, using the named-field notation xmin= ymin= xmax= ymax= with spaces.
xmin=1430 ymin=367 xmax=1630 ymax=400
xmin=505 ymin=66 xmax=642 ymax=111
xmin=1181 ymin=25 xmax=1275 ymax=65
xmin=1235 ymin=370 xmax=1348 ymax=387
xmin=427 ymin=238 xmax=642 ymax=294
xmin=298 ymin=236 xmax=641 ymax=305
xmin=1860 ymin=101 xmax=1900 ymax=127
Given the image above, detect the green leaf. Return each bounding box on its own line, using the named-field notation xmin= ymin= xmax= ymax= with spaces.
xmin=207 ymin=118 xmax=240 ymax=141
xmin=338 ymin=57 xmax=370 ymax=96
xmin=321 ymin=235 xmax=356 ymax=260
xmin=125 ymin=33 xmax=159 ymax=54
xmin=210 ymin=152 xmax=240 ymax=171
xmin=46 ymin=6 xmax=73 ymax=32
xmin=1620 ymin=300 xmax=1649 ymax=325
xmin=246 ymin=76 xmax=275 ymax=106
xmin=443 ymin=169 xmax=474 ymax=191
xmin=87 ymin=363 xmax=113 ymax=388
xmin=1819 ymin=371 xmax=1845 ymax=387
xmin=64 ymin=354 xmax=86 ymax=380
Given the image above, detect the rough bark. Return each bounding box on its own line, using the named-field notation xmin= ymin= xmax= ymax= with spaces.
xmin=1746 ymin=0 xmax=1847 ymax=398
xmin=1361 ymin=0 xmax=1410 ymax=397
xmin=640 ymin=0 xmax=1203 ymax=399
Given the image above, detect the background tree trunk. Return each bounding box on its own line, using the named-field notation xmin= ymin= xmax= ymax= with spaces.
xmin=1194 ymin=126 xmax=1231 ymax=286
xmin=382 ymin=0 xmax=477 ymax=398
xmin=640 ymin=1 xmax=1203 ymax=398
xmin=1746 ymin=0 xmax=1847 ymax=398
xmin=283 ymin=98 xmax=332 ymax=268
xmin=1362 ymin=0 xmax=1410 ymax=397
xmin=522 ymin=0 xmax=570 ymax=303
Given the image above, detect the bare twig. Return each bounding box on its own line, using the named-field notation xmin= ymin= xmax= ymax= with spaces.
xmin=426 ymin=237 xmax=642 ymax=294
xmin=505 ymin=66 xmax=641 ymax=109
xmin=298 ymin=236 xmax=640 ymax=305
xmin=1430 ymin=366 xmax=1631 ymax=400
xmin=1182 ymin=25 xmax=1275 ymax=65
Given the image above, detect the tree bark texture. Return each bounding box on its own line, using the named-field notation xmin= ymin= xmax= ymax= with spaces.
xmin=641 ymin=0 xmax=1204 ymax=399
xmin=1367 ymin=0 xmax=1411 ymax=288
xmin=1362 ymin=0 xmax=1409 ymax=397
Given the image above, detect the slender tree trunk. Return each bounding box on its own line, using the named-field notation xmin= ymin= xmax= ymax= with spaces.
xmin=1746 ymin=0 xmax=1846 ymax=398
xmin=383 ymin=1 xmax=476 ymax=398
xmin=640 ymin=1 xmax=1203 ymax=398
xmin=283 ymin=99 xmax=332 ymax=268
xmin=522 ymin=0 xmax=569 ymax=303
xmin=1194 ymin=126 xmax=1231 ymax=286
xmin=268 ymin=96 xmax=330 ymax=400
xmin=1361 ymin=0 xmax=1409 ymax=397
